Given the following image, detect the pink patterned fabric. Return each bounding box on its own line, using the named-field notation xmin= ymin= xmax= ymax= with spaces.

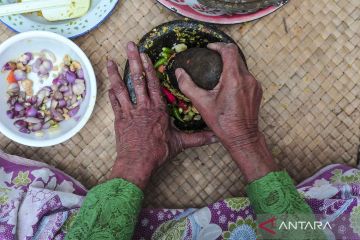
xmin=0 ymin=149 xmax=360 ymax=239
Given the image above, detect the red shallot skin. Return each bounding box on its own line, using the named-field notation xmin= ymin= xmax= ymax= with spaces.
xmin=14 ymin=102 xmax=24 ymax=111
xmin=6 ymin=110 xmax=15 ymax=119
xmin=19 ymin=127 xmax=31 ymax=134
xmin=5 ymin=52 xmax=86 ymax=134
xmin=25 ymin=106 xmax=37 ymax=117
xmin=14 ymin=120 xmax=27 ymax=129
xmin=66 ymin=71 xmax=76 ymax=84
xmin=68 ymin=106 xmax=80 ymax=117
xmin=3 ymin=62 xmax=17 ymax=71
xmin=7 ymin=83 xmax=20 ymax=96
xmin=19 ymin=52 xmax=33 ymax=65
xmin=14 ymin=69 xmax=26 ymax=81
xmin=76 ymin=68 xmax=84 ymax=79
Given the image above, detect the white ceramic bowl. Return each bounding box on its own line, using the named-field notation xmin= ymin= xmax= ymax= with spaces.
xmin=0 ymin=31 xmax=96 ymax=147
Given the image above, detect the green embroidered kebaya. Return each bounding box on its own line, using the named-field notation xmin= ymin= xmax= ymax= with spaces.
xmin=65 ymin=178 xmax=143 ymax=240
xmin=66 ymin=171 xmax=324 ymax=240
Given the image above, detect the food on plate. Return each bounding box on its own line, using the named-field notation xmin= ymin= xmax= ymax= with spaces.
xmin=155 ymin=44 xmax=223 ymax=131
xmin=197 ymin=0 xmax=282 ymax=13
xmin=4 ymin=0 xmax=91 ymax=22
xmin=3 ymin=51 xmax=86 ymax=135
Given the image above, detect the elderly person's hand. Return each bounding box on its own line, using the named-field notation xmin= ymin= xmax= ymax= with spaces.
xmin=176 ymin=42 xmax=278 ymax=182
xmin=107 ymin=42 xmax=216 ymax=189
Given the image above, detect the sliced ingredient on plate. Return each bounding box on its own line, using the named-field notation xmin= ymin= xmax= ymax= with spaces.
xmin=155 ymin=44 xmax=205 ymax=131
xmin=197 ymin=0 xmax=284 ymax=14
xmin=4 ymin=52 xmax=86 ymax=135
xmin=0 ymin=0 xmax=91 ymax=22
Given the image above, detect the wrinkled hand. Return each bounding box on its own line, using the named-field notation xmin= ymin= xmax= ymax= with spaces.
xmin=176 ymin=42 xmax=278 ymax=182
xmin=107 ymin=42 xmax=216 ymax=189
xmin=176 ymin=43 xmax=262 ymax=152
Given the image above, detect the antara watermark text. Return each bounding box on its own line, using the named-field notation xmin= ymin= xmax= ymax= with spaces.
xmin=279 ymin=221 xmax=332 ymax=231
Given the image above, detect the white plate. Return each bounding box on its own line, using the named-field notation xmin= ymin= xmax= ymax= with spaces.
xmin=0 ymin=0 xmax=119 ymax=38
xmin=0 ymin=31 xmax=97 ymax=147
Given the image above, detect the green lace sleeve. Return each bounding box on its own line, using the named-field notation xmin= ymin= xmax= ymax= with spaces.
xmin=246 ymin=171 xmax=312 ymax=214
xmin=65 ymin=178 xmax=144 ymax=240
xmin=246 ymin=171 xmax=326 ymax=239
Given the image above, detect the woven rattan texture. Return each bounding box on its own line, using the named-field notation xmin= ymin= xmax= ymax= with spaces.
xmin=0 ymin=0 xmax=359 ymax=208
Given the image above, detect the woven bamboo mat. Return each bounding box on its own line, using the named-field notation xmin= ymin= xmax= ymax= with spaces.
xmin=0 ymin=0 xmax=360 ymax=208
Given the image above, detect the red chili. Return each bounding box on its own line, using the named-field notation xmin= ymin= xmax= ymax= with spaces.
xmin=161 ymin=87 xmax=176 ymax=104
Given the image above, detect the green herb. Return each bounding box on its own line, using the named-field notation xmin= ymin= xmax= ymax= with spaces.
xmin=154 ymin=58 xmax=167 ymax=68
xmin=173 ymin=107 xmax=184 ymax=122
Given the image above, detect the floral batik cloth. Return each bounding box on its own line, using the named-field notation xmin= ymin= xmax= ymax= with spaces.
xmin=134 ymin=164 xmax=360 ymax=240
xmin=133 ymin=199 xmax=256 ymax=240
xmin=0 ymin=151 xmax=86 ymax=240
xmin=0 ymin=149 xmax=360 ymax=240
